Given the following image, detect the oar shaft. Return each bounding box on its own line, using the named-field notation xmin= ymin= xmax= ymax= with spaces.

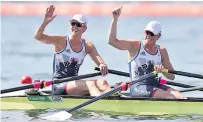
xmin=67 ymin=84 xmax=121 ymax=113
xmin=163 ymin=69 xmax=203 ymax=79
xmin=94 ymin=67 xmax=203 ymax=91
xmin=180 ymin=87 xmax=203 ymax=92
xmin=165 ymin=81 xmax=197 ymax=88
xmin=1 ymin=72 xmax=102 ymax=94
xmin=52 ymin=72 xmax=101 ymax=84
xmin=1 ymin=85 xmax=33 ymax=94
xmin=67 ymin=71 xmax=156 ymax=113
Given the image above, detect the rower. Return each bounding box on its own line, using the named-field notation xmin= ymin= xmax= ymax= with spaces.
xmin=33 ymin=5 xmax=112 ymax=96
xmin=108 ymin=6 xmax=186 ymax=99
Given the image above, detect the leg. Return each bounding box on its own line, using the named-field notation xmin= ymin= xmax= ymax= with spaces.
xmin=52 ymin=82 xmax=68 ymax=95
xmin=166 ymin=88 xmax=187 ymax=99
xmin=65 ymin=80 xmax=90 ymax=95
xmin=85 ymin=80 xmax=103 ymax=96
xmin=152 ymin=88 xmax=176 ymax=99
xmin=158 ymin=85 xmax=187 ymax=99
xmin=53 ymin=80 xmax=103 ymax=96
xmin=95 ymin=79 xmax=112 ymax=93
xmin=130 ymin=84 xmax=154 ymax=97
xmin=65 ymin=80 xmax=105 ymax=96
xmin=130 ymin=83 xmax=175 ymax=99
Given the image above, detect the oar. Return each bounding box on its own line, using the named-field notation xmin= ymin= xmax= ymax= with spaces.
xmin=180 ymin=87 xmax=203 ymax=92
xmin=94 ymin=67 xmax=203 ymax=91
xmin=162 ymin=69 xmax=203 ymax=79
xmin=41 ymin=71 xmax=158 ymax=121
xmin=1 ymin=72 xmax=102 ymax=94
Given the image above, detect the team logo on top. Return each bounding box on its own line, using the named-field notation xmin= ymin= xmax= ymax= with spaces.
xmin=140 ymin=51 xmax=146 ymax=56
xmin=55 ymin=58 xmax=80 ymax=77
xmin=66 ymin=49 xmax=71 ymax=53
xmin=134 ymin=60 xmax=154 ymax=78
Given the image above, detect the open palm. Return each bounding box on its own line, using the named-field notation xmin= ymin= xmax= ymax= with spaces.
xmin=44 ymin=5 xmax=57 ymax=23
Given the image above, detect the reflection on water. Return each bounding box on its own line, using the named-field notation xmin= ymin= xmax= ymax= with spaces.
xmin=2 ymin=109 xmax=203 ymax=122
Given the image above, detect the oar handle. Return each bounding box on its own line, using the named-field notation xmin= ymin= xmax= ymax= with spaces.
xmin=94 ymin=67 xmax=129 ymax=77
xmin=162 ymin=69 xmax=203 ymax=79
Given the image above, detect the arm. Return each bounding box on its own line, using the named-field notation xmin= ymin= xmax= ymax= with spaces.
xmin=108 ymin=19 xmax=134 ymax=51
xmin=34 ymin=22 xmax=64 ymax=45
xmin=160 ymin=46 xmax=175 ymax=80
xmin=109 ymin=7 xmax=140 ymax=51
xmin=34 ymin=5 xmax=64 ymax=46
xmin=86 ymin=41 xmax=105 ymax=66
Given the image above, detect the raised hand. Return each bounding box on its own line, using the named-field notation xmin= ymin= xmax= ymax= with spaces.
xmin=43 ymin=5 xmax=57 ymax=24
xmin=112 ymin=6 xmax=122 ymax=20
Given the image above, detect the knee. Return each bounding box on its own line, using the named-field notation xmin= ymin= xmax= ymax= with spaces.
xmin=165 ymin=93 xmax=176 ymax=99
xmin=86 ymin=80 xmax=97 ymax=87
xmin=171 ymin=91 xmax=187 ymax=99
xmin=153 ymin=89 xmax=176 ymax=99
xmin=96 ymin=80 xmax=109 ymax=86
xmin=166 ymin=88 xmax=175 ymax=93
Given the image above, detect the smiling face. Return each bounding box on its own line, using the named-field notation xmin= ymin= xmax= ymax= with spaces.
xmin=144 ymin=30 xmax=161 ymax=44
xmin=69 ymin=20 xmax=87 ymax=36
xmin=144 ymin=21 xmax=162 ymax=45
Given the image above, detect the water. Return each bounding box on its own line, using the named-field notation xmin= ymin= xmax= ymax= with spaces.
xmin=1 ymin=15 xmax=203 ymax=122
xmin=1 ymin=110 xmax=203 ymax=122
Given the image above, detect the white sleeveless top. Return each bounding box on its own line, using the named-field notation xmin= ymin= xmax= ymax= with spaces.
xmin=128 ymin=40 xmax=162 ymax=94
xmin=53 ymin=36 xmax=86 ymax=78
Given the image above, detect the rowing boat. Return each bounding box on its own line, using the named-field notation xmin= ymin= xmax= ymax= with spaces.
xmin=1 ymin=90 xmax=203 ymax=115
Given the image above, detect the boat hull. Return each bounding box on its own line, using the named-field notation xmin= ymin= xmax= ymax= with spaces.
xmin=1 ymin=95 xmax=203 ymax=115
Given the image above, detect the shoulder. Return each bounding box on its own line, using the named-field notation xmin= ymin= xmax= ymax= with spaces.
xmin=129 ymin=39 xmax=141 ymax=52
xmin=52 ymin=35 xmax=66 ymax=40
xmin=85 ymin=40 xmax=94 ymax=47
xmin=55 ymin=35 xmax=67 ymax=45
xmin=126 ymin=39 xmax=140 ymax=48
xmin=84 ymin=40 xmax=96 ymax=53
xmin=125 ymin=39 xmax=140 ymax=43
xmin=158 ymin=45 xmax=170 ymax=60
xmin=51 ymin=35 xmax=66 ymax=46
xmin=134 ymin=40 xmax=141 ymax=46
xmin=159 ymin=45 xmax=167 ymax=53
xmin=52 ymin=35 xmax=66 ymax=43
